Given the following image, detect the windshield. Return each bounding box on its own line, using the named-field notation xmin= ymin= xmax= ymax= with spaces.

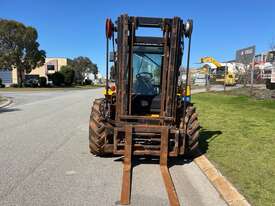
xmin=132 ymin=46 xmax=162 ymax=95
xmin=216 ymin=66 xmax=226 ymax=77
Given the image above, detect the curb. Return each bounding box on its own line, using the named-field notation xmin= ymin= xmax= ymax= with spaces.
xmin=194 ymin=154 xmax=251 ymax=206
xmin=0 ymin=97 xmax=12 ymax=108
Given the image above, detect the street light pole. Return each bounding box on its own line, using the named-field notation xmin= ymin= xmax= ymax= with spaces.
xmin=250 ymin=57 xmax=255 ymax=95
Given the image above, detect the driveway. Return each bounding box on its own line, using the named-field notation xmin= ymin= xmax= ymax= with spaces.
xmin=0 ymin=88 xmax=226 ymax=206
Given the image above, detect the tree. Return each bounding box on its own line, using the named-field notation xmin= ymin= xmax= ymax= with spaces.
xmin=60 ymin=65 xmax=75 ymax=86
xmin=70 ymin=56 xmax=98 ymax=83
xmin=52 ymin=72 xmax=64 ymax=86
xmin=84 ymin=78 xmax=93 ymax=85
xmin=0 ymin=19 xmax=46 ymax=86
xmin=91 ymin=63 xmax=98 ymax=79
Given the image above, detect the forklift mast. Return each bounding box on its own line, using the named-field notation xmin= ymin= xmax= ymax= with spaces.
xmin=107 ymin=14 xmax=193 ymax=125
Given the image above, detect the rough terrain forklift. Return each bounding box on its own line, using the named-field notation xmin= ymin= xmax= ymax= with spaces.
xmin=89 ymin=14 xmax=200 ymax=205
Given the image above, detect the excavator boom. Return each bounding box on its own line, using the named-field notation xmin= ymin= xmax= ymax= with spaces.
xmin=200 ymin=56 xmax=222 ymax=68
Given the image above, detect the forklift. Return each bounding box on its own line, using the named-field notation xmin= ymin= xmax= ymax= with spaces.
xmin=89 ymin=14 xmax=200 ymax=205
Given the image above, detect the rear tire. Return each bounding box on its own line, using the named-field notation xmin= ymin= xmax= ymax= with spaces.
xmin=182 ymin=105 xmax=200 ymax=157
xmin=89 ymin=98 xmax=110 ymax=156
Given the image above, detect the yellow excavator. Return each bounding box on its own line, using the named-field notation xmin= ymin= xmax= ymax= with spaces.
xmin=200 ymin=57 xmax=236 ymax=86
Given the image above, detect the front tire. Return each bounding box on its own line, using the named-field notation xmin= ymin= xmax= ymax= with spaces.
xmin=181 ymin=105 xmax=200 ymax=157
xmin=89 ymin=98 xmax=110 ymax=156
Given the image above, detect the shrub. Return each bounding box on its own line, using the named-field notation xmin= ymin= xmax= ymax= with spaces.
xmin=10 ymin=83 xmax=19 ymax=88
xmin=52 ymin=72 xmax=64 ymax=86
xmin=0 ymin=78 xmax=5 ymax=88
xmin=84 ymin=79 xmax=92 ymax=85
xmin=39 ymin=77 xmax=47 ymax=87
xmin=60 ymin=65 xmax=75 ymax=86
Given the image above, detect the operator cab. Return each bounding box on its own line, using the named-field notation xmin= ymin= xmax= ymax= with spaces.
xmin=131 ymin=46 xmax=163 ymax=115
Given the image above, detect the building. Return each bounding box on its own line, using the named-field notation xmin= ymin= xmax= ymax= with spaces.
xmin=0 ymin=68 xmax=18 ymax=86
xmin=29 ymin=57 xmax=67 ymax=82
xmin=0 ymin=57 xmax=67 ymax=86
xmin=86 ymin=72 xmax=105 ymax=85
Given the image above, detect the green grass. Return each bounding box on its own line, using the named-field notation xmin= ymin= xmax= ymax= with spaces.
xmin=193 ymin=91 xmax=275 ymax=206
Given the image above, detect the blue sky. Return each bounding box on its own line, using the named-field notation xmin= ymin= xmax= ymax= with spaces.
xmin=1 ymin=0 xmax=275 ymax=74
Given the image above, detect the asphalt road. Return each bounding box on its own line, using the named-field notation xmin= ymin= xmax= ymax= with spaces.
xmin=0 ymin=88 xmax=227 ymax=206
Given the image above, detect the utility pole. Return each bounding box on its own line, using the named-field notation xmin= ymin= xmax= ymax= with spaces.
xmin=250 ymin=57 xmax=255 ymax=95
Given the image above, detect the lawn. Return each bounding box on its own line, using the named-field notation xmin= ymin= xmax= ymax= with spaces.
xmin=193 ymin=90 xmax=275 ymax=206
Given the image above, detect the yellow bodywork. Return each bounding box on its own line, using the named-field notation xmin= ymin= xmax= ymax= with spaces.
xmin=215 ymin=72 xmax=236 ymax=86
xmin=103 ymin=89 xmax=115 ymax=96
xmin=150 ymin=114 xmax=160 ymax=117
xmin=177 ymin=85 xmax=191 ymax=96
xmin=104 ymin=85 xmax=191 ymax=117
xmin=200 ymin=57 xmax=222 ymax=67
xmin=185 ymin=85 xmax=191 ymax=96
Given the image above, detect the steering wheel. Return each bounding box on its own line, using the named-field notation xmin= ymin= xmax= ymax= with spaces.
xmin=134 ymin=72 xmax=155 ymax=95
xmin=136 ymin=72 xmax=153 ymax=81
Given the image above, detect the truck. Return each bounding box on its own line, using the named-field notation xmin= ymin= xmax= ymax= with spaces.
xmin=261 ymin=50 xmax=275 ymax=89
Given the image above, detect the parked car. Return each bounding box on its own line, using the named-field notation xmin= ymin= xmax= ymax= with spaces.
xmin=23 ymin=75 xmax=40 ymax=87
